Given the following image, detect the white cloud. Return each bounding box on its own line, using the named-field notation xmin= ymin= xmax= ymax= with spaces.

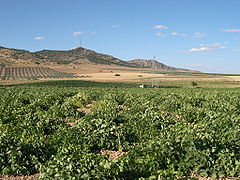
xmin=171 ymin=32 xmax=205 ymax=38
xmin=224 ymin=41 xmax=229 ymax=44
xmin=72 ymin=31 xmax=84 ymax=36
xmin=153 ymin=25 xmax=168 ymax=29
xmin=193 ymin=32 xmax=206 ymax=37
xmin=156 ymin=32 xmax=166 ymax=37
xmin=171 ymin=32 xmax=178 ymax=36
xmin=233 ymin=38 xmax=240 ymax=40
xmin=220 ymin=46 xmax=227 ymax=49
xmin=180 ymin=33 xmax=188 ymax=37
xmin=200 ymin=43 xmax=226 ymax=49
xmin=233 ymin=49 xmax=240 ymax=52
xmin=221 ymin=29 xmax=240 ymax=32
xmin=34 ymin=36 xmax=45 ymax=40
xmin=92 ymin=31 xmax=96 ymax=35
xmin=111 ymin=25 xmax=118 ymax=28
xmin=171 ymin=32 xmax=188 ymax=37
xmin=185 ymin=42 xmax=228 ymax=53
xmin=187 ymin=47 xmax=212 ymax=53
xmin=200 ymin=43 xmax=221 ymax=47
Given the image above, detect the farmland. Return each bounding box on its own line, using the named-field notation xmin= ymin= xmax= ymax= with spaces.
xmin=0 ymin=80 xmax=240 ymax=179
xmin=0 ymin=67 xmax=77 ymax=80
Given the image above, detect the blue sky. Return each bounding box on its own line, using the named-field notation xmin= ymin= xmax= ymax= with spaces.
xmin=1 ymin=0 xmax=240 ymax=73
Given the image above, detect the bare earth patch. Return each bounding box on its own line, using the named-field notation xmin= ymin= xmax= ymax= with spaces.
xmin=190 ymin=173 xmax=239 ymax=180
xmin=226 ymin=76 xmax=240 ymax=81
xmin=99 ymin=150 xmax=127 ymax=160
xmin=0 ymin=174 xmax=40 ymax=180
xmin=76 ymin=103 xmax=93 ymax=114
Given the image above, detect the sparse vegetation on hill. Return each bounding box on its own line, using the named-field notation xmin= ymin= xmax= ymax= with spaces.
xmin=129 ymin=59 xmax=174 ymax=70
xmin=0 ymin=46 xmax=193 ymax=71
xmin=34 ymin=47 xmax=137 ymax=67
xmin=128 ymin=59 xmax=194 ymax=72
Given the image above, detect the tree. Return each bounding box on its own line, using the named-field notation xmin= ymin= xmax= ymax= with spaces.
xmin=191 ymin=81 xmax=198 ymax=88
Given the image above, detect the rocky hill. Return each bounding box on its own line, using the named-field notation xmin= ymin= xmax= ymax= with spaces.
xmin=33 ymin=47 xmax=132 ymax=66
xmin=0 ymin=46 xmax=47 ymax=66
xmin=128 ymin=59 xmax=193 ymax=72
xmin=0 ymin=46 xmax=133 ymax=67
xmin=128 ymin=59 xmax=174 ymax=70
xmin=0 ymin=46 xmax=192 ymax=72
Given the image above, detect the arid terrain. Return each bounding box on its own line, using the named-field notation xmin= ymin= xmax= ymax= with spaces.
xmin=1 ymin=46 xmax=240 ymax=88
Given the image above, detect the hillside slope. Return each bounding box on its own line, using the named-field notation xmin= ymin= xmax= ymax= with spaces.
xmin=33 ymin=47 xmax=133 ymax=66
xmin=0 ymin=46 xmax=48 ymax=66
xmin=0 ymin=46 xmax=134 ymax=67
xmin=129 ymin=59 xmax=174 ymax=70
xmin=128 ymin=59 xmax=193 ymax=72
xmin=0 ymin=46 xmax=193 ymax=72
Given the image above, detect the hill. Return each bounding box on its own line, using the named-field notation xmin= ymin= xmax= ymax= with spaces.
xmin=0 ymin=46 xmax=134 ymax=67
xmin=0 ymin=46 xmax=49 ymax=66
xmin=128 ymin=59 xmax=182 ymax=71
xmin=0 ymin=46 xmax=192 ymax=72
xmin=128 ymin=59 xmax=197 ymax=72
xmin=33 ymin=47 xmax=134 ymax=67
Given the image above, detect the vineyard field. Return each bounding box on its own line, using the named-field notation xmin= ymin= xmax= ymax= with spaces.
xmin=0 ymin=67 xmax=77 ymax=80
xmin=0 ymin=83 xmax=240 ymax=179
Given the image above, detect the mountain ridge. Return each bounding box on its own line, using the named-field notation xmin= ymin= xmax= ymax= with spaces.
xmin=0 ymin=46 xmax=195 ymax=72
xmin=129 ymin=59 xmax=175 ymax=71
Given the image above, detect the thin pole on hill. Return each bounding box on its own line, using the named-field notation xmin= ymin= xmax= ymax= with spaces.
xmin=152 ymin=55 xmax=156 ymax=88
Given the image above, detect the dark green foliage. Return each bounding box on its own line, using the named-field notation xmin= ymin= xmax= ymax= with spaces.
xmin=191 ymin=81 xmax=198 ymax=87
xmin=0 ymin=85 xmax=240 ymax=179
xmin=12 ymin=80 xmax=137 ymax=88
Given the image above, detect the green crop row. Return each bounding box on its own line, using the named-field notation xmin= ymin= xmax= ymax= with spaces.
xmin=0 ymin=85 xmax=240 ymax=179
xmin=0 ymin=67 xmax=77 ymax=80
